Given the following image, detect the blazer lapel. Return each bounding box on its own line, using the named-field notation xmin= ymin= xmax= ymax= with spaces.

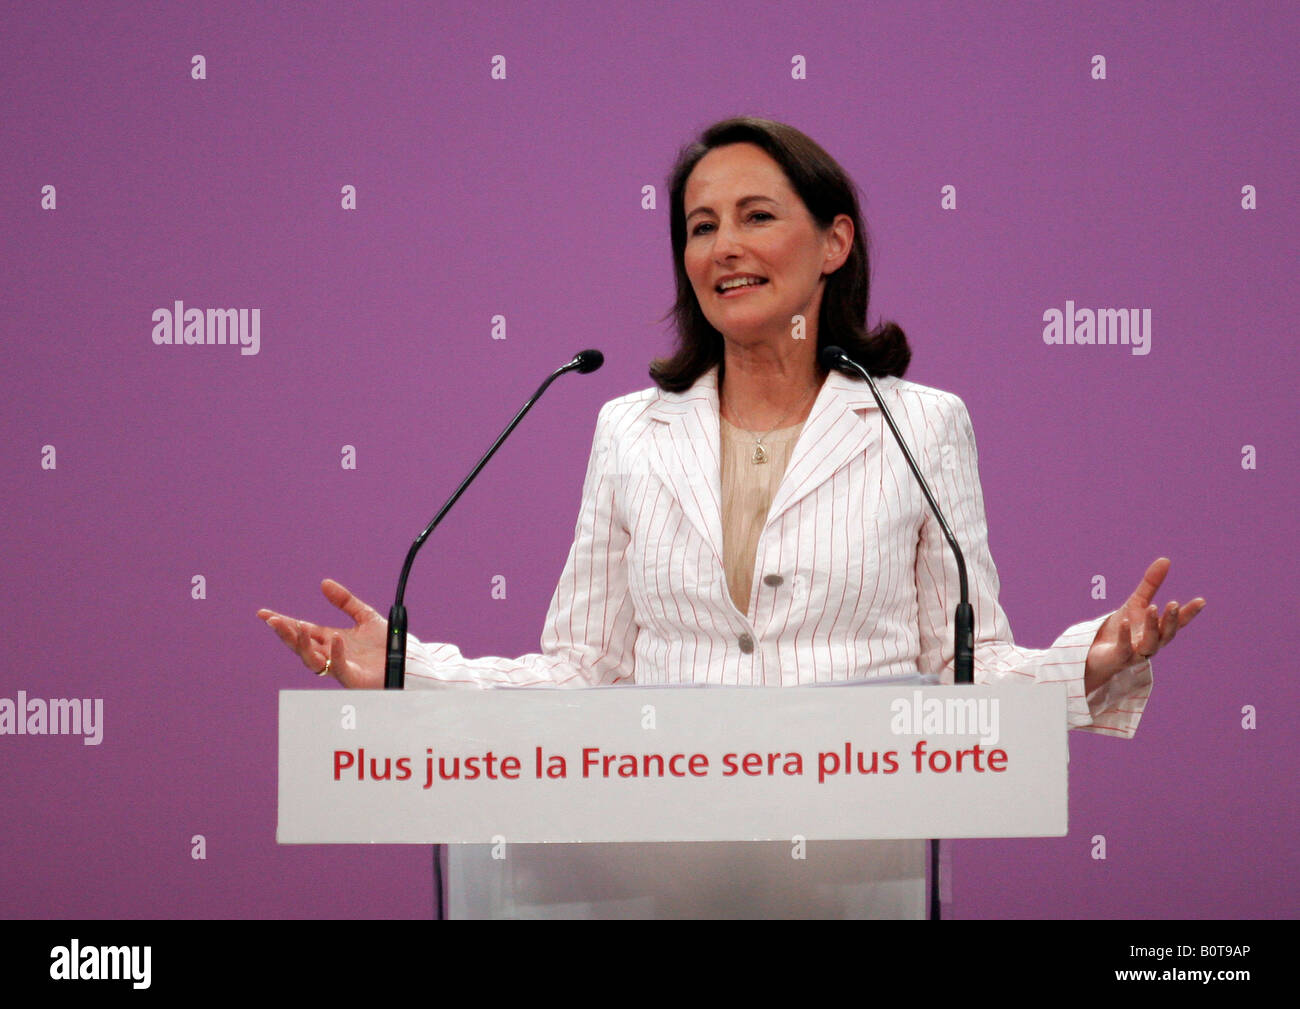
xmin=643 ymin=364 xmax=893 ymax=564
xmin=766 ymin=368 xmax=889 ymax=528
xmin=644 ymin=368 xmax=726 ymax=567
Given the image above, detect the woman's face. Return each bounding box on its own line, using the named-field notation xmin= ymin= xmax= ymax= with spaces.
xmin=682 ymin=142 xmax=852 ymax=352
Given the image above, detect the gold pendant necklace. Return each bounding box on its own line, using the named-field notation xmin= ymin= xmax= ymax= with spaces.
xmin=726 ymin=383 xmax=817 ymax=465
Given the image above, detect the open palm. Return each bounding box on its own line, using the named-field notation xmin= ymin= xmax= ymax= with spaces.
xmin=1084 ymin=557 xmax=1206 ymax=694
xmin=258 ymin=579 xmax=388 ymax=689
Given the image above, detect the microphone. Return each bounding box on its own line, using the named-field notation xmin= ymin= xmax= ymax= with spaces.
xmin=383 ymin=350 xmax=605 ymax=689
xmin=819 ymin=345 xmax=975 ymax=686
xmin=572 ymin=349 xmax=604 ymax=373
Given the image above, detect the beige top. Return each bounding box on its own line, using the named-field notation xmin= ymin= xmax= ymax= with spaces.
xmin=719 ymin=415 xmax=805 ymax=617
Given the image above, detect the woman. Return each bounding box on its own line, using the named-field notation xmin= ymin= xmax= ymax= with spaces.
xmin=259 ymin=117 xmax=1203 ymax=734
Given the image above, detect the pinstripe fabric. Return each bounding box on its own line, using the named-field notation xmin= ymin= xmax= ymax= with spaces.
xmin=407 ymin=366 xmax=1152 ymax=737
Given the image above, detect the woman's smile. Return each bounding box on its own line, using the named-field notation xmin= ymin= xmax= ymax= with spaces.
xmin=716 ymin=277 xmax=769 ymax=298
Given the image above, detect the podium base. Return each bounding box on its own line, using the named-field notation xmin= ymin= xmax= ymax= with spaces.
xmin=443 ymin=839 xmax=926 ymax=919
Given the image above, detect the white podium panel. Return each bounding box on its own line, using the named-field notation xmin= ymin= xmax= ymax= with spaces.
xmin=278 ymin=683 xmax=1067 ymax=844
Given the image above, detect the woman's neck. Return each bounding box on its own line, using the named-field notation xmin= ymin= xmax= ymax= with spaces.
xmin=718 ymin=343 xmax=825 ymax=431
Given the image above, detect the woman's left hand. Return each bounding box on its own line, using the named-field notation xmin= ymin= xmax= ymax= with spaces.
xmin=1084 ymin=557 xmax=1205 ymax=694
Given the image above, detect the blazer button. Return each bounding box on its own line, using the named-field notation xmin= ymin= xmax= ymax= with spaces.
xmin=738 ymin=633 xmax=755 ymax=654
xmin=762 ymin=574 xmax=784 ymax=587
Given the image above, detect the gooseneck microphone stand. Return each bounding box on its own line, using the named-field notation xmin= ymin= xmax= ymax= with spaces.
xmin=384 ymin=350 xmax=604 ymax=690
xmin=820 ymin=345 xmax=975 ymax=924
xmin=820 ymin=345 xmax=974 ymax=686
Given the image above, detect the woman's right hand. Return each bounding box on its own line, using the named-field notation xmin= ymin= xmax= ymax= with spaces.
xmin=258 ymin=579 xmax=387 ymax=689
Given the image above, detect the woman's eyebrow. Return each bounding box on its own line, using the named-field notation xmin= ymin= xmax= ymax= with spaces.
xmin=685 ymin=195 xmax=777 ymax=222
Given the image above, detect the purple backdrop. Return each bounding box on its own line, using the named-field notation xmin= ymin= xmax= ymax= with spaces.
xmin=2 ymin=0 xmax=1294 ymax=919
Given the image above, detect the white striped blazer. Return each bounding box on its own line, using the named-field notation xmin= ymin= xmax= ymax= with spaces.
xmin=407 ymin=365 xmax=1152 ymax=737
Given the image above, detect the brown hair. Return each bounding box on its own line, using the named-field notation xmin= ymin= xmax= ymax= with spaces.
xmin=649 ymin=116 xmax=911 ymax=392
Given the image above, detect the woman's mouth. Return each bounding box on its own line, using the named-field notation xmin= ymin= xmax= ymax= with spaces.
xmin=716 ymin=278 xmax=768 ymax=297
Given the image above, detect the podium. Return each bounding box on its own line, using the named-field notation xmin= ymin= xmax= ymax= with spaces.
xmin=278 ymin=679 xmax=1068 ymax=918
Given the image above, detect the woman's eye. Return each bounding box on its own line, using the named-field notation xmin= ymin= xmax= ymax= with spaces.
xmin=690 ymin=212 xmax=772 ymax=236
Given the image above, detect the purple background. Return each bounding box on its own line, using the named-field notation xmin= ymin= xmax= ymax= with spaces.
xmin=1 ymin=0 xmax=1295 ymax=919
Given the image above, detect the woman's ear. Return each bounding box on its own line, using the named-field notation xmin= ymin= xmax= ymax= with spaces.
xmin=823 ymin=214 xmax=854 ymax=274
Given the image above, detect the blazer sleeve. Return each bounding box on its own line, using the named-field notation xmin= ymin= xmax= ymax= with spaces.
xmin=402 ymin=401 xmax=638 ymax=689
xmin=913 ymin=393 xmax=1153 ymax=737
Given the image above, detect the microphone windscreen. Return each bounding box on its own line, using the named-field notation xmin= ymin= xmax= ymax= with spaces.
xmin=574 ymin=349 xmax=604 ymax=374
xmin=820 ymin=345 xmax=847 ymax=370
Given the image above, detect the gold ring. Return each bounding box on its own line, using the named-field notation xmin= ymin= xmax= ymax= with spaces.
xmin=317 ymin=656 xmax=332 ymax=677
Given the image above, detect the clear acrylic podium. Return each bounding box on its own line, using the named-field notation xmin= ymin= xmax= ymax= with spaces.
xmin=442 ymin=839 xmax=929 ymax=919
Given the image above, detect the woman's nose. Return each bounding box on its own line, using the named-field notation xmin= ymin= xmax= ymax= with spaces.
xmin=711 ymin=220 xmax=744 ymax=258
